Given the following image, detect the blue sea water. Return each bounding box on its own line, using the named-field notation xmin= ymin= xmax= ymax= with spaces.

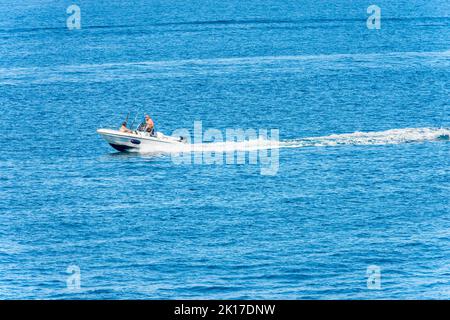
xmin=0 ymin=0 xmax=449 ymax=299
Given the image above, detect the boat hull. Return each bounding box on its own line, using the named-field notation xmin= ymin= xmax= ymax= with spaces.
xmin=97 ymin=129 xmax=185 ymax=152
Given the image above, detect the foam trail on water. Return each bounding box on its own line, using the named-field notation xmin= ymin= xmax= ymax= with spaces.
xmin=139 ymin=136 xmax=278 ymax=154
xmin=282 ymin=127 xmax=450 ymax=148
xmin=138 ymin=127 xmax=450 ymax=154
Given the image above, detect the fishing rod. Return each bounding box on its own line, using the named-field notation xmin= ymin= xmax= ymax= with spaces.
xmin=120 ymin=112 xmax=130 ymax=130
xmin=129 ymin=111 xmax=140 ymax=130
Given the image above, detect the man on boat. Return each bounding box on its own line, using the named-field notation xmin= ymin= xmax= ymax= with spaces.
xmin=119 ymin=121 xmax=133 ymax=133
xmin=137 ymin=114 xmax=155 ymax=135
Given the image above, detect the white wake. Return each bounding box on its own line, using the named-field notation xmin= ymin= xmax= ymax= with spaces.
xmin=138 ymin=127 xmax=450 ymax=154
xmin=282 ymin=127 xmax=450 ymax=148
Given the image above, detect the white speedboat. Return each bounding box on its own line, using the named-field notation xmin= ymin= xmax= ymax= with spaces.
xmin=97 ymin=128 xmax=187 ymax=152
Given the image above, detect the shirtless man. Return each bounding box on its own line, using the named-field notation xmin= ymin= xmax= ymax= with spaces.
xmin=144 ymin=115 xmax=154 ymax=133
xmin=137 ymin=114 xmax=155 ymax=135
xmin=119 ymin=121 xmax=133 ymax=133
xmin=143 ymin=114 xmax=155 ymax=135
